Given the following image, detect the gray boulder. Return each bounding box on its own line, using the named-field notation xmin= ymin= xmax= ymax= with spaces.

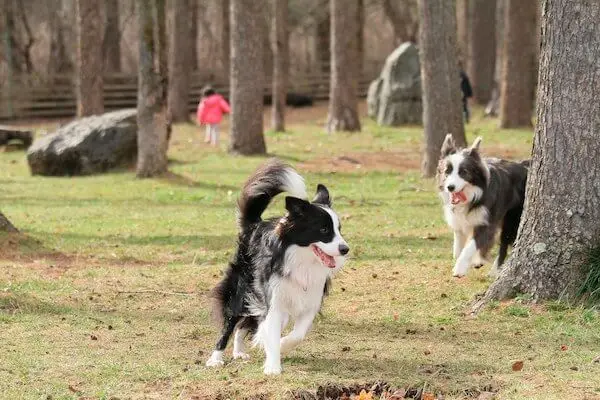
xmin=27 ymin=109 xmax=137 ymax=176
xmin=367 ymin=42 xmax=422 ymax=126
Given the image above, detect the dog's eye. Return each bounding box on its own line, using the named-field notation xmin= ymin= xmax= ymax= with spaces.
xmin=445 ymin=164 xmax=453 ymax=175
xmin=320 ymin=227 xmax=329 ymax=234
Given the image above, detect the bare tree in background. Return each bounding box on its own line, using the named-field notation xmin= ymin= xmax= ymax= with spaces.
xmin=167 ymin=0 xmax=191 ymax=122
xmin=314 ymin=6 xmax=330 ymax=73
xmin=326 ymin=0 xmax=361 ymax=133
xmin=229 ymin=0 xmax=266 ymax=155
xmin=456 ymin=0 xmax=469 ymax=62
xmin=47 ymin=0 xmax=73 ymax=74
xmin=418 ymin=0 xmax=465 ymax=177
xmin=221 ymin=0 xmax=230 ymax=81
xmin=136 ymin=0 xmax=169 ymax=177
xmin=271 ymin=0 xmax=289 ymax=132
xmin=189 ymin=0 xmax=198 ymax=70
xmin=383 ymin=0 xmax=418 ymax=44
xmin=103 ymin=0 xmax=121 ymax=73
xmin=468 ymin=0 xmax=496 ymax=104
xmin=2 ymin=0 xmax=36 ymax=74
xmin=473 ymin=0 xmax=600 ymax=310
xmin=356 ymin=0 xmax=364 ymax=76
xmin=499 ymin=0 xmax=537 ymax=128
xmin=76 ymin=0 xmax=104 ymax=117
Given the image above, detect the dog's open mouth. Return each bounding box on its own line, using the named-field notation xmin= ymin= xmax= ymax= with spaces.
xmin=450 ymin=191 xmax=468 ymax=205
xmin=311 ymin=245 xmax=336 ymax=268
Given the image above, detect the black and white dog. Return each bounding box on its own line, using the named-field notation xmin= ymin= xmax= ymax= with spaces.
xmin=205 ymin=159 xmax=348 ymax=374
xmin=437 ymin=134 xmax=528 ymax=277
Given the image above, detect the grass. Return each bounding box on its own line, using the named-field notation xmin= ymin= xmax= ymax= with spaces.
xmin=1 ymin=103 xmax=599 ymax=399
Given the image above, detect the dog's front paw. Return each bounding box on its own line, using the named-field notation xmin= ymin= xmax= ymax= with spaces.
xmin=472 ymin=263 xmax=484 ymax=269
xmin=233 ymin=351 xmax=250 ymax=360
xmin=263 ymin=363 xmax=282 ymax=375
xmin=205 ymin=351 xmax=225 ymax=367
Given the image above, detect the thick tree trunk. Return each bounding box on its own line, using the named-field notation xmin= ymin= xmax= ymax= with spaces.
xmin=271 ymin=0 xmax=288 ymax=132
xmin=326 ymin=0 xmax=361 ymax=133
xmin=221 ymin=0 xmax=230 ymax=81
xmin=356 ymin=0 xmax=364 ymax=76
xmin=229 ymin=0 xmax=266 ymax=155
xmin=189 ymin=0 xmax=198 ymax=70
xmin=0 ymin=211 xmax=18 ymax=233
xmin=456 ymin=0 xmax=469 ymax=63
xmin=314 ymin=8 xmax=330 ymax=73
xmin=383 ymin=0 xmax=418 ymax=45
xmin=472 ymin=0 xmax=600 ymax=311
xmin=103 ymin=0 xmax=121 ymax=73
xmin=499 ymin=0 xmax=537 ymax=128
xmin=76 ymin=0 xmax=104 ymax=117
xmin=468 ymin=0 xmax=496 ymax=105
xmin=136 ymin=0 xmax=169 ymax=177
xmin=167 ymin=0 xmax=191 ymax=122
xmin=418 ymin=0 xmax=466 ymax=177
xmin=47 ymin=0 xmax=73 ymax=74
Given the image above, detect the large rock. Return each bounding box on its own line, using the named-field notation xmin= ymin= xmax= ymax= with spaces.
xmin=367 ymin=42 xmax=422 ymax=126
xmin=0 ymin=126 xmax=33 ymax=149
xmin=27 ymin=109 xmax=137 ymax=176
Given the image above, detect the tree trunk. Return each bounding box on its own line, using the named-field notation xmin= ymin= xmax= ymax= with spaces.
xmin=468 ymin=0 xmax=496 ymax=105
xmin=382 ymin=0 xmax=418 ymax=45
xmin=326 ymin=0 xmax=361 ymax=133
xmin=136 ymin=0 xmax=169 ymax=177
xmin=456 ymin=0 xmax=469 ymax=63
xmin=0 ymin=211 xmax=18 ymax=233
xmin=229 ymin=0 xmax=266 ymax=155
xmin=314 ymin=8 xmax=330 ymax=73
xmin=356 ymin=0 xmax=364 ymax=77
xmin=472 ymin=0 xmax=600 ymax=311
xmin=271 ymin=0 xmax=288 ymax=132
xmin=418 ymin=0 xmax=466 ymax=177
xmin=47 ymin=0 xmax=73 ymax=74
xmin=76 ymin=0 xmax=104 ymax=117
xmin=221 ymin=0 xmax=230 ymax=81
xmin=103 ymin=0 xmax=121 ymax=73
xmin=189 ymin=0 xmax=198 ymax=70
xmin=499 ymin=0 xmax=537 ymax=128
xmin=167 ymin=0 xmax=191 ymax=122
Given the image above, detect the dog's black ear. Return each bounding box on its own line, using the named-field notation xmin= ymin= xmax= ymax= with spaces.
xmin=312 ymin=184 xmax=331 ymax=206
xmin=440 ymin=133 xmax=457 ymax=157
xmin=285 ymin=196 xmax=311 ymax=215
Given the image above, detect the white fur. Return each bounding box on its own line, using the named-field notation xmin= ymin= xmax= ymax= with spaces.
xmin=205 ymin=350 xmax=224 ymax=367
xmin=233 ymin=328 xmax=250 ymax=360
xmin=282 ymin=169 xmax=308 ymax=200
xmin=253 ymin=238 xmax=343 ymax=374
xmin=453 ymin=238 xmax=477 ymax=277
xmin=314 ymin=206 xmax=349 ymax=262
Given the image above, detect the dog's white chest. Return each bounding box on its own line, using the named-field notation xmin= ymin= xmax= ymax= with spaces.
xmin=444 ymin=204 xmax=489 ymax=234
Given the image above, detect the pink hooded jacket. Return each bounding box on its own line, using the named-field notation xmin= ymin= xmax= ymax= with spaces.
xmin=197 ymin=94 xmax=231 ymax=125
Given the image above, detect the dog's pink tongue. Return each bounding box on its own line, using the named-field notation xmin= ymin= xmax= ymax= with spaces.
xmin=451 ymin=191 xmax=467 ymax=204
xmin=313 ymin=246 xmax=336 ymax=268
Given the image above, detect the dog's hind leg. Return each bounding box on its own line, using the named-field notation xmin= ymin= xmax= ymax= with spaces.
xmin=453 ymin=231 xmax=467 ymax=259
xmin=280 ymin=311 xmax=317 ymax=354
xmin=491 ymin=208 xmax=522 ymax=276
xmin=233 ymin=327 xmax=250 ymax=360
xmin=206 ymin=315 xmax=241 ymax=367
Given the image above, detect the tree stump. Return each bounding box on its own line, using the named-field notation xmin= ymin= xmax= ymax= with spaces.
xmin=0 ymin=126 xmax=34 ymax=149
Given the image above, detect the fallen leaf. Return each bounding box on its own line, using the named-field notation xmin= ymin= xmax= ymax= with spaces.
xmin=570 ymin=366 xmax=578 ymax=371
xmin=90 ymin=334 xmax=98 ymax=341
xmin=511 ymin=360 xmax=524 ymax=371
xmin=355 ymin=389 xmax=374 ymax=400
xmin=593 ymin=354 xmax=600 ymax=363
xmin=476 ymin=392 xmax=496 ymax=400
xmin=421 ymin=392 xmax=435 ymax=400
xmin=393 ymin=313 xmax=399 ymax=321
xmin=68 ymin=384 xmax=80 ymax=393
xmin=341 ymin=346 xmax=351 ymax=352
xmin=388 ymin=389 xmax=406 ymax=399
xmin=560 ymin=344 xmax=568 ymax=351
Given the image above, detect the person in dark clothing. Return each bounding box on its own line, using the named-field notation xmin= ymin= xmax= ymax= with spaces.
xmin=460 ymin=69 xmax=473 ymax=123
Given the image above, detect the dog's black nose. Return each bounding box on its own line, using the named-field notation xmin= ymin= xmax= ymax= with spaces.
xmin=447 ymin=184 xmax=455 ymax=192
xmin=339 ymin=244 xmax=349 ymax=255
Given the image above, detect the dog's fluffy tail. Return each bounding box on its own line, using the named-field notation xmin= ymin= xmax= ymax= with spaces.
xmin=237 ymin=159 xmax=307 ymax=231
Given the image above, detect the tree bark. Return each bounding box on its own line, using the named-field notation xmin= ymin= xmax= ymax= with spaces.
xmin=229 ymin=0 xmax=266 ymax=155
xmin=472 ymin=0 xmax=600 ymax=312
xmin=326 ymin=0 xmax=361 ymax=133
xmin=76 ymin=0 xmax=104 ymax=117
xmin=499 ymin=0 xmax=537 ymax=128
xmin=47 ymin=0 xmax=73 ymax=74
xmin=103 ymin=0 xmax=121 ymax=73
xmin=189 ymin=0 xmax=198 ymax=70
xmin=468 ymin=0 xmax=496 ymax=105
xmin=0 ymin=211 xmax=18 ymax=233
xmin=456 ymin=0 xmax=469 ymax=63
xmin=314 ymin=7 xmax=330 ymax=73
xmin=418 ymin=0 xmax=465 ymax=177
xmin=356 ymin=0 xmax=364 ymax=77
xmin=382 ymin=0 xmax=418 ymax=45
xmin=136 ymin=0 xmax=169 ymax=177
xmin=271 ymin=0 xmax=288 ymax=132
xmin=221 ymin=0 xmax=230 ymax=81
xmin=167 ymin=0 xmax=191 ymax=122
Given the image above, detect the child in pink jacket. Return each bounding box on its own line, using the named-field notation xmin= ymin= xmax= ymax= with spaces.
xmin=196 ymin=86 xmax=231 ymax=146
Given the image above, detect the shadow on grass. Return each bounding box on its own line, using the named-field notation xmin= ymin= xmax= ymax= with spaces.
xmin=158 ymin=171 xmax=238 ymax=191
